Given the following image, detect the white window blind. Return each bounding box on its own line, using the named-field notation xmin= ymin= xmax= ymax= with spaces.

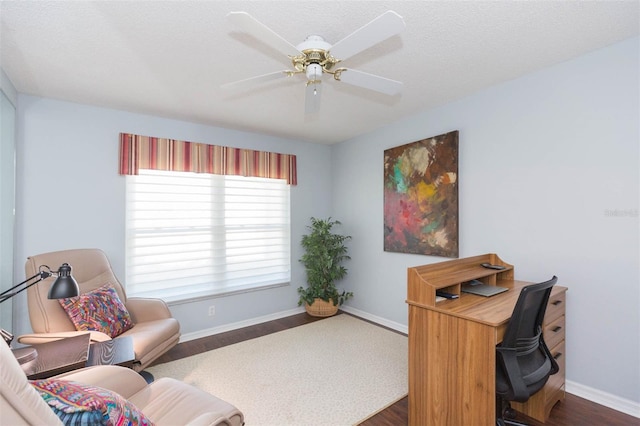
xmin=125 ymin=169 xmax=291 ymax=303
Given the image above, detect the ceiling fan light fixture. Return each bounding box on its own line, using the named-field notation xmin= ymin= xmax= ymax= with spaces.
xmin=306 ymin=63 xmax=322 ymax=82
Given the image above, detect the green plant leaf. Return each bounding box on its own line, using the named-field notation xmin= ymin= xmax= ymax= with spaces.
xmin=298 ymin=217 xmax=353 ymax=306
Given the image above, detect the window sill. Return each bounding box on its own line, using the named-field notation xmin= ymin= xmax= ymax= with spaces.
xmin=164 ymin=281 xmax=291 ymax=306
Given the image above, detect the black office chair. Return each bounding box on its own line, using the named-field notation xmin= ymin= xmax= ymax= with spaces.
xmin=496 ymin=276 xmax=559 ymax=426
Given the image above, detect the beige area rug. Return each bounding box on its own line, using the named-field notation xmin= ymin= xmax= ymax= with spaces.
xmin=147 ymin=314 xmax=408 ymax=426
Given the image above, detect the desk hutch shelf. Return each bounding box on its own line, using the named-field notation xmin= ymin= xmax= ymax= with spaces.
xmin=408 ymin=253 xmax=513 ymax=306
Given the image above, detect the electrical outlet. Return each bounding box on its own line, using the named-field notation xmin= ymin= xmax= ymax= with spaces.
xmin=208 ymin=305 xmax=215 ymax=316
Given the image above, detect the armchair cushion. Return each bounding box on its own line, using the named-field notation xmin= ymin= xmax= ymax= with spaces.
xmin=59 ymin=283 xmax=133 ymax=338
xmin=30 ymin=378 xmax=153 ymax=425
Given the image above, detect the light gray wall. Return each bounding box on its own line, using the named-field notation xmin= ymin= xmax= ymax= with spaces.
xmin=11 ymin=36 xmax=639 ymax=410
xmin=14 ymin=96 xmax=332 ymax=337
xmin=0 ymin=69 xmax=17 ymax=333
xmin=333 ymin=37 xmax=639 ymax=404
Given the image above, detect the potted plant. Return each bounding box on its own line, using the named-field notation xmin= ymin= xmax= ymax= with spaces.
xmin=297 ymin=217 xmax=353 ymax=317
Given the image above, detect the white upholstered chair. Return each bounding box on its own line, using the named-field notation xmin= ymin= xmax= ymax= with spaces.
xmin=19 ymin=248 xmax=180 ymax=371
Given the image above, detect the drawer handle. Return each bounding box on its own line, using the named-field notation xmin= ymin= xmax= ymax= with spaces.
xmin=552 ymin=326 xmax=562 ymax=333
xmin=551 ymin=300 xmax=563 ymax=306
xmin=553 ymin=352 xmax=563 ymax=360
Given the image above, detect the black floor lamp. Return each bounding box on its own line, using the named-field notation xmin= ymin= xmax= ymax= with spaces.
xmin=0 ymin=263 xmax=79 ymax=345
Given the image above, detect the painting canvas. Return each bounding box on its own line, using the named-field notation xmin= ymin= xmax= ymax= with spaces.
xmin=383 ymin=131 xmax=459 ymax=257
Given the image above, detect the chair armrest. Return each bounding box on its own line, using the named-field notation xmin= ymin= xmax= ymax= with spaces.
xmin=17 ymin=331 xmax=111 ymax=345
xmin=126 ymin=297 xmax=173 ymax=323
xmin=497 ymin=347 xmax=528 ymax=402
xmin=54 ymin=365 xmax=148 ymax=399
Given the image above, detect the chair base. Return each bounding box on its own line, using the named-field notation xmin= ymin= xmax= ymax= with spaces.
xmin=497 ymin=398 xmax=530 ymax=426
xmin=139 ymin=370 xmax=154 ymax=383
xmin=497 ymin=419 xmax=529 ymax=426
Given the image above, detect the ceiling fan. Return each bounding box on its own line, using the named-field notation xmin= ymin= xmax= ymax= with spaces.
xmin=222 ymin=10 xmax=406 ymax=114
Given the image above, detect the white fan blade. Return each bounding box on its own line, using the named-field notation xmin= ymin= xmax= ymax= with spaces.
xmin=221 ymin=71 xmax=290 ymax=90
xmin=329 ymin=11 xmax=405 ymax=61
xmin=336 ymin=69 xmax=403 ymax=96
xmin=227 ymin=12 xmax=301 ymax=57
xmin=305 ymin=82 xmax=322 ymax=114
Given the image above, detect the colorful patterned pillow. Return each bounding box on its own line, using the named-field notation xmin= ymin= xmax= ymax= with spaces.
xmin=30 ymin=378 xmax=154 ymax=426
xmin=59 ymin=283 xmax=133 ymax=338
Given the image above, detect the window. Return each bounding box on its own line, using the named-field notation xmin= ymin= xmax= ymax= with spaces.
xmin=125 ymin=169 xmax=290 ymax=303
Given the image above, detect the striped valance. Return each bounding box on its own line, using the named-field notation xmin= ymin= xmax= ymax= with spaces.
xmin=119 ymin=133 xmax=297 ymax=185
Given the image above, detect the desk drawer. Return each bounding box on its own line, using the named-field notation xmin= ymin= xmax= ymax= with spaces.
xmin=545 ymin=291 xmax=566 ymax=323
xmin=546 ymin=341 xmax=566 ymax=393
xmin=544 ymin=315 xmax=565 ymax=350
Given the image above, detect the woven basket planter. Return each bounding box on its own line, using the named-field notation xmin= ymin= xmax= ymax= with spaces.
xmin=304 ymin=298 xmax=338 ymax=317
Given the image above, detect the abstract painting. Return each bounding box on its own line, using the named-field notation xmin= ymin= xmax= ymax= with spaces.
xmin=383 ymin=131 xmax=458 ymax=257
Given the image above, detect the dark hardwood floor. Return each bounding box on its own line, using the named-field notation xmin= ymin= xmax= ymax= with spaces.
xmin=150 ymin=312 xmax=637 ymax=426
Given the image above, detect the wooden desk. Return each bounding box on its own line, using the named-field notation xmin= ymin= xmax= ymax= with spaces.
xmin=406 ymin=254 xmax=567 ymax=426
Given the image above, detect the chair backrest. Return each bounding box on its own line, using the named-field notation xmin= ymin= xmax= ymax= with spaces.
xmin=502 ymin=276 xmax=557 ymax=346
xmin=0 ymin=340 xmax=63 ymax=425
xmin=25 ymin=249 xmax=127 ymax=334
xmin=497 ymin=276 xmax=559 ymax=402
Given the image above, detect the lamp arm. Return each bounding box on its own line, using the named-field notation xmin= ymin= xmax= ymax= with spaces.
xmin=0 ymin=267 xmax=53 ymax=304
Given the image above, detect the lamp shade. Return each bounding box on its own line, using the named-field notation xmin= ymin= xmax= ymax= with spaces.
xmin=47 ymin=263 xmax=79 ymax=299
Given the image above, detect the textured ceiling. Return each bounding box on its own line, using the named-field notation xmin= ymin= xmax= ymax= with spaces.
xmin=1 ymin=1 xmax=638 ymax=144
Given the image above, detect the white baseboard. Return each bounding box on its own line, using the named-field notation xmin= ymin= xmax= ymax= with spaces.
xmin=178 ymin=306 xmax=638 ymax=419
xmin=566 ymin=380 xmax=640 ymax=418
xmin=339 ymin=305 xmax=408 ymax=335
xmin=179 ymin=306 xmax=305 ymax=342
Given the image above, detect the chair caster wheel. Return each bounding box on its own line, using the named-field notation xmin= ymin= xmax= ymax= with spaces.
xmin=505 ymin=407 xmax=517 ymax=419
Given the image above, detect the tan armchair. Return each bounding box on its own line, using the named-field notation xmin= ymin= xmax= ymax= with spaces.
xmin=0 ymin=340 xmax=244 ymax=425
xmin=18 ymin=248 xmax=180 ymax=371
